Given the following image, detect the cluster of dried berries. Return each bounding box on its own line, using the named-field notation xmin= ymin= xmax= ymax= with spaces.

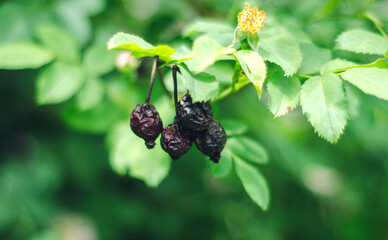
xmin=161 ymin=93 xmax=226 ymax=162
xmin=129 ymin=59 xmax=226 ymax=163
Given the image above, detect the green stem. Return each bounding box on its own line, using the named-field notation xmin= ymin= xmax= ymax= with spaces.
xmin=295 ymin=74 xmax=313 ymax=79
xmin=328 ymin=61 xmax=382 ymax=74
xmin=232 ymin=61 xmax=242 ymax=91
xmin=213 ymin=78 xmax=250 ymax=103
xmin=362 ymin=12 xmax=388 ymax=38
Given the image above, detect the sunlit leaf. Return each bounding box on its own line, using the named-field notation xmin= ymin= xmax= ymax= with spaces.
xmin=300 ymin=73 xmax=348 ymax=143
xmin=179 ymin=64 xmax=219 ymax=101
xmin=320 ymin=59 xmax=357 ymax=75
xmin=234 ymin=50 xmax=266 ymax=98
xmin=247 ymin=33 xmax=260 ymax=52
xmin=191 ymin=36 xmax=226 ymax=72
xmin=259 ymin=36 xmax=302 ymax=76
xmin=107 ymin=32 xmax=175 ymax=61
xmin=267 ymin=72 xmax=301 ymax=117
xmin=233 ymin=26 xmax=248 ymax=43
xmin=0 ymin=42 xmax=54 ymax=69
xmin=298 ymin=43 xmax=331 ymax=75
xmin=341 ymin=68 xmax=388 ymax=101
xmin=336 ymin=29 xmax=388 ymax=56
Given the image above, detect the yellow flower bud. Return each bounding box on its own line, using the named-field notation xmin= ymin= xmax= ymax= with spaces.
xmin=237 ymin=3 xmax=266 ymax=34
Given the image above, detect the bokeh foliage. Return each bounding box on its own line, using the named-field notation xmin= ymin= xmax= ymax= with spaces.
xmin=1 ymin=0 xmax=388 ymax=239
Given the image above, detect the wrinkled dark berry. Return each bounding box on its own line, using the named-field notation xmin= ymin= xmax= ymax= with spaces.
xmin=161 ymin=122 xmax=192 ymax=160
xmin=176 ymin=94 xmax=213 ymax=131
xmin=130 ymin=103 xmax=163 ymax=149
xmin=195 ymin=120 xmax=226 ymax=163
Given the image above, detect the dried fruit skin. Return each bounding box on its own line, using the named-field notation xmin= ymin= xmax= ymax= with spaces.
xmin=130 ymin=103 xmax=163 ymax=149
xmin=161 ymin=123 xmax=192 ymax=160
xmin=176 ymin=94 xmax=213 ymax=131
xmin=195 ymin=120 xmax=227 ymax=163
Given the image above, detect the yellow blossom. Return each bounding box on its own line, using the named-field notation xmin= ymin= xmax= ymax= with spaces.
xmin=237 ymin=3 xmax=266 ymax=34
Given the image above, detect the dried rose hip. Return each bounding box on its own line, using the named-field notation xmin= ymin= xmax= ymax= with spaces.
xmin=176 ymin=94 xmax=213 ymax=131
xmin=160 ymin=122 xmax=192 ymax=160
xmin=195 ymin=120 xmax=226 ymax=163
xmin=130 ymin=103 xmax=163 ymax=149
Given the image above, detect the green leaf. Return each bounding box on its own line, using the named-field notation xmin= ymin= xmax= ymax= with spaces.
xmin=0 ymin=42 xmax=54 ymax=69
xmin=233 ymin=26 xmax=248 ymax=43
xmin=259 ymin=36 xmax=302 ymax=76
xmin=335 ymin=29 xmax=388 ymax=56
xmin=183 ymin=19 xmax=234 ymax=37
xmin=84 ymin=43 xmax=116 ymax=77
xmin=298 ymin=43 xmax=331 ymax=75
xmin=247 ymin=33 xmax=260 ymax=52
xmin=76 ymin=78 xmax=105 ymax=111
xmin=62 ymin=100 xmax=125 ymax=134
xmin=179 ymin=64 xmax=219 ymax=101
xmin=267 ymin=73 xmax=301 ymax=117
xmin=371 ymin=58 xmax=388 ymax=69
xmin=234 ymin=50 xmax=266 ymax=98
xmin=321 ymin=59 xmax=387 ymax=75
xmin=36 ymin=62 xmax=85 ymax=104
xmin=300 ymin=73 xmax=348 ymax=143
xmin=60 ymin=0 xmax=106 ymax=16
xmin=203 ymin=62 xmax=234 ymax=87
xmin=320 ymin=59 xmax=356 ymax=75
xmin=55 ymin=3 xmax=91 ymax=46
xmin=202 ymin=32 xmax=234 ymax=47
xmin=341 ymin=68 xmax=388 ymax=101
xmin=227 ymin=136 xmax=268 ymax=165
xmin=108 ymin=96 xmax=174 ymax=186
xmin=0 ymin=3 xmax=29 ymax=45
xmin=234 ymin=157 xmax=270 ymax=210
xmin=36 ymin=24 xmax=80 ymax=63
xmin=159 ymin=57 xmax=192 ymax=69
xmin=191 ymin=36 xmax=225 ymax=72
xmin=260 ymin=23 xmax=312 ymax=44
xmin=221 ymin=119 xmax=248 ymax=136
xmin=207 ymin=149 xmax=233 ymax=178
xmin=107 ymin=32 xmax=175 ymax=61
xmin=108 ymin=122 xmax=171 ymax=187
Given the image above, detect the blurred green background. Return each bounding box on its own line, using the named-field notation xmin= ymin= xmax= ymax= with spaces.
xmin=1 ymin=0 xmax=388 ymax=239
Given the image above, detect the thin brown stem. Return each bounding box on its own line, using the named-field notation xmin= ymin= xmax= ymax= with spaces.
xmin=145 ymin=56 xmax=159 ymax=103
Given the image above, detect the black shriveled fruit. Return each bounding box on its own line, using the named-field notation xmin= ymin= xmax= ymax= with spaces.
xmin=130 ymin=103 xmax=163 ymax=149
xmin=176 ymin=94 xmax=213 ymax=131
xmin=195 ymin=120 xmax=226 ymax=163
xmin=160 ymin=122 xmax=192 ymax=160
